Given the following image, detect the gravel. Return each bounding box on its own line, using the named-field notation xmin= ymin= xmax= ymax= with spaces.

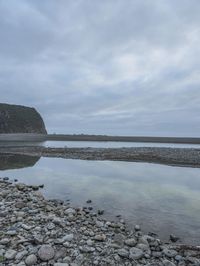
xmin=0 ymin=178 xmax=200 ymax=265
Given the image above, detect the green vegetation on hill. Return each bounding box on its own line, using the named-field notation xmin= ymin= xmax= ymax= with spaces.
xmin=0 ymin=103 xmax=47 ymax=134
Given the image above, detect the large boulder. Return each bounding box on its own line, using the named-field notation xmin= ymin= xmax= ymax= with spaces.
xmin=0 ymin=103 xmax=47 ymax=134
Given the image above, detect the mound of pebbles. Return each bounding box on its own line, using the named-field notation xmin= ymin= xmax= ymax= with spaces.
xmin=0 ymin=178 xmax=200 ymax=266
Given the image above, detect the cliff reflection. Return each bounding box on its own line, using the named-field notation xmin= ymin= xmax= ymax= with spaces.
xmin=0 ymin=153 xmax=40 ymax=170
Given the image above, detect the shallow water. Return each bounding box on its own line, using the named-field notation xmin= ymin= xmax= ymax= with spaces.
xmin=44 ymin=140 xmax=200 ymax=148
xmin=1 ymin=154 xmax=200 ymax=244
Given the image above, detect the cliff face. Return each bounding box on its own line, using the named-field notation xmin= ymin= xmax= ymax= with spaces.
xmin=0 ymin=103 xmax=47 ymax=134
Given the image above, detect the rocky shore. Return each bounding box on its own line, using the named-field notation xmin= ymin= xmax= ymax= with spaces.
xmin=0 ymin=146 xmax=200 ymax=167
xmin=1 ymin=179 xmax=200 ymax=266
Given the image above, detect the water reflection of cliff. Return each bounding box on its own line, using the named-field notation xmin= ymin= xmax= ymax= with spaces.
xmin=0 ymin=153 xmax=40 ymax=170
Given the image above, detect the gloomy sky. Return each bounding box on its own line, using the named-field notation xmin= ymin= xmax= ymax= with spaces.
xmin=0 ymin=0 xmax=200 ymax=136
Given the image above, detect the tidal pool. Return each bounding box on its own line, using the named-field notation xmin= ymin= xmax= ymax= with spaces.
xmin=1 ymin=154 xmax=200 ymax=244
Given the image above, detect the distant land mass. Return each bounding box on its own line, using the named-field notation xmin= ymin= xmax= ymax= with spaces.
xmin=0 ymin=103 xmax=47 ymax=134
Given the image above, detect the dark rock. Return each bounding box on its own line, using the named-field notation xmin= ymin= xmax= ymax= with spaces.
xmin=98 ymin=209 xmax=104 ymax=215
xmin=0 ymin=103 xmax=47 ymax=134
xmin=170 ymin=234 xmax=179 ymax=242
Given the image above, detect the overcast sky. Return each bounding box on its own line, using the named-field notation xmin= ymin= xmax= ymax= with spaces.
xmin=0 ymin=0 xmax=200 ymax=136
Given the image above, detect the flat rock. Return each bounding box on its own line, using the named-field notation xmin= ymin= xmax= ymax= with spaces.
xmin=0 ymin=238 xmax=10 ymax=245
xmin=124 ymin=238 xmax=137 ymax=247
xmin=129 ymin=247 xmax=144 ymax=260
xmin=117 ymin=248 xmax=129 ymax=258
xmin=5 ymin=249 xmax=17 ymax=260
xmin=38 ymin=245 xmax=55 ymax=261
xmin=162 ymin=259 xmax=176 ymax=266
xmin=94 ymin=234 xmax=106 ymax=241
xmin=62 ymin=234 xmax=74 ymax=242
xmin=54 ymin=264 xmax=69 ymax=266
xmin=25 ymin=254 xmax=37 ymax=265
xmin=163 ymin=248 xmax=178 ymax=258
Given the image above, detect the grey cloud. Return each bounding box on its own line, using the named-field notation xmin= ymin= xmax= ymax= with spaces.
xmin=0 ymin=0 xmax=200 ymax=136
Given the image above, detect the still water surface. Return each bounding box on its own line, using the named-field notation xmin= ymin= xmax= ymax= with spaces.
xmin=0 ymin=153 xmax=200 ymax=244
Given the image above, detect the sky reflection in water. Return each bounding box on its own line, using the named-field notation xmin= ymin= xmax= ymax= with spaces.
xmin=1 ymin=154 xmax=200 ymax=244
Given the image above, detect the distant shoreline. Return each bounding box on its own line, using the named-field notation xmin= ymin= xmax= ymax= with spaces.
xmin=1 ymin=146 xmax=200 ymax=168
xmin=1 ymin=133 xmax=200 ymax=144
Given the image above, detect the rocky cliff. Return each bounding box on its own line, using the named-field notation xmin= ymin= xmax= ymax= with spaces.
xmin=0 ymin=103 xmax=47 ymax=134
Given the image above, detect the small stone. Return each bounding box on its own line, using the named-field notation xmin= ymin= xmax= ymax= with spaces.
xmin=63 ymin=241 xmax=70 ymax=247
xmin=79 ymin=246 xmax=95 ymax=253
xmin=15 ymin=250 xmax=28 ymax=260
xmin=86 ymin=239 xmax=94 ymax=246
xmin=67 ymin=214 xmax=75 ymax=221
xmin=0 ymin=238 xmax=10 ymax=245
xmin=163 ymin=248 xmax=178 ymax=258
xmin=15 ymin=201 xmax=26 ymax=209
xmin=124 ymin=238 xmax=137 ymax=247
xmin=135 ymin=225 xmax=141 ymax=231
xmin=117 ymin=248 xmax=129 ymax=258
xmin=64 ymin=208 xmax=76 ymax=215
xmin=129 ymin=247 xmax=143 ymax=260
xmin=97 ymin=209 xmax=104 ymax=215
xmin=25 ymin=254 xmax=37 ymax=265
xmin=21 ymin=224 xmax=32 ymax=230
xmin=137 ymin=243 xmax=150 ymax=253
xmin=94 ymin=234 xmax=106 ymax=241
xmin=62 ymin=234 xmax=74 ymax=242
xmin=53 ymin=217 xmax=62 ymax=225
xmin=86 ymin=199 xmax=92 ymax=203
xmin=170 ymin=234 xmax=179 ymax=242
xmin=96 ymin=220 xmax=104 ymax=227
xmin=5 ymin=249 xmax=17 ymax=260
xmin=175 ymin=255 xmax=183 ymax=261
xmin=0 ymin=211 xmax=8 ymax=217
xmin=47 ymin=222 xmax=56 ymax=230
xmin=6 ymin=230 xmax=17 ymax=236
xmin=17 ymin=263 xmax=26 ymax=266
xmin=152 ymin=251 xmax=162 ymax=258
xmin=163 ymin=259 xmax=176 ymax=266
xmin=0 ymin=249 xmax=5 ymax=257
xmin=186 ymin=257 xmax=200 ymax=264
xmin=38 ymin=245 xmax=55 ymax=261
xmin=54 ymin=262 xmax=69 ymax=266
xmin=138 ymin=235 xmax=149 ymax=245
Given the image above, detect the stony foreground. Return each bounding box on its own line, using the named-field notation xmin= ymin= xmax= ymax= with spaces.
xmin=0 ymin=180 xmax=200 ymax=266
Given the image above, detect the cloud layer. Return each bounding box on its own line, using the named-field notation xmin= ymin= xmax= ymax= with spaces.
xmin=0 ymin=0 xmax=200 ymax=136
